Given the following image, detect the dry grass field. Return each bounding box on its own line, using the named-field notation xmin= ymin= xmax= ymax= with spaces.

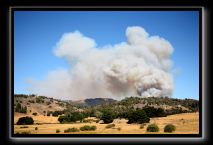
xmin=14 ymin=112 xmax=199 ymax=134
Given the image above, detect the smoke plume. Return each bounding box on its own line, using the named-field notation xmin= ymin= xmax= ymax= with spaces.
xmin=28 ymin=26 xmax=174 ymax=100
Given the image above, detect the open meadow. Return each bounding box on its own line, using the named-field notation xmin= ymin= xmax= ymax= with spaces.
xmin=14 ymin=112 xmax=199 ymax=134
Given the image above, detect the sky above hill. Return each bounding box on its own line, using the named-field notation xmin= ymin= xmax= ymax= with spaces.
xmin=14 ymin=11 xmax=199 ymax=100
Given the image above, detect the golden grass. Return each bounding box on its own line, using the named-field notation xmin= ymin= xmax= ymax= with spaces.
xmin=14 ymin=112 xmax=59 ymax=124
xmin=14 ymin=112 xmax=199 ymax=134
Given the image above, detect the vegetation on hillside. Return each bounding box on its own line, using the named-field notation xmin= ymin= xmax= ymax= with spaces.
xmin=14 ymin=94 xmax=199 ymax=125
xmin=15 ymin=103 xmax=27 ymax=114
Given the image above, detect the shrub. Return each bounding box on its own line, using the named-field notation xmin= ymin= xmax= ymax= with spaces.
xmin=166 ymin=108 xmax=187 ymax=115
xmin=58 ymin=102 xmax=64 ymax=107
xmin=28 ymin=100 xmax=35 ymax=103
xmin=15 ymin=103 xmax=27 ymax=114
xmin=47 ymin=111 xmax=52 ymax=116
xmin=52 ymin=111 xmax=59 ymax=117
xmin=143 ymin=107 xmax=167 ymax=118
xmin=105 ymin=124 xmax=115 ymax=128
xmin=100 ymin=109 xmax=116 ymax=124
xmin=80 ymin=125 xmax=96 ymax=131
xmin=164 ymin=124 xmax=176 ymax=133
xmin=117 ymin=127 xmax=121 ymax=131
xmin=21 ymin=106 xmax=27 ymax=114
xmin=15 ymin=94 xmax=29 ymax=98
xmin=89 ymin=125 xmax=97 ymax=131
xmin=32 ymin=112 xmax=37 ymax=116
xmin=155 ymin=108 xmax=167 ymax=117
xmin=58 ymin=115 xmax=67 ymax=123
xmin=35 ymin=127 xmax=38 ymax=130
xmin=127 ymin=109 xmax=150 ymax=124
xmin=46 ymin=101 xmax=51 ymax=105
xmin=36 ymin=97 xmax=44 ymax=103
xmin=143 ymin=107 xmax=155 ymax=117
xmin=64 ymin=127 xmax=79 ymax=133
xmin=56 ymin=129 xmax=60 ymax=133
xmin=17 ymin=116 xmax=34 ymax=125
xmin=30 ymin=94 xmax=36 ymax=97
xmin=58 ymin=112 xmax=85 ymax=123
xmin=52 ymin=110 xmax=64 ymax=117
xmin=146 ymin=124 xmax=159 ymax=132
xmin=38 ymin=96 xmax=47 ymax=99
xmin=93 ymin=111 xmax=102 ymax=118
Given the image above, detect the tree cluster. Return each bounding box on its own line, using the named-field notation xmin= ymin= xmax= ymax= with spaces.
xmin=15 ymin=103 xmax=27 ymax=114
xmin=17 ymin=116 xmax=34 ymax=125
xmin=58 ymin=112 xmax=88 ymax=123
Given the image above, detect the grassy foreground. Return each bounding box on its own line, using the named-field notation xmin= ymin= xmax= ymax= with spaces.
xmin=14 ymin=112 xmax=199 ymax=134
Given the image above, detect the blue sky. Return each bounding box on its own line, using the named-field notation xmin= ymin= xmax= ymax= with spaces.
xmin=14 ymin=11 xmax=199 ymax=100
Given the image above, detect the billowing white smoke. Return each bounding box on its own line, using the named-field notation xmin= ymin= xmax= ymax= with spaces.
xmin=27 ymin=26 xmax=174 ymax=100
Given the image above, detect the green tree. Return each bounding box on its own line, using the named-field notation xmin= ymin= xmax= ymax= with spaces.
xmin=15 ymin=103 xmax=27 ymax=114
xmin=127 ymin=109 xmax=150 ymax=124
xmin=100 ymin=109 xmax=116 ymax=124
xmin=58 ymin=112 xmax=85 ymax=123
xmin=16 ymin=116 xmax=34 ymax=125
xmin=15 ymin=103 xmax=21 ymax=112
xmin=146 ymin=124 xmax=159 ymax=132
xmin=143 ymin=107 xmax=167 ymax=118
xmin=164 ymin=124 xmax=176 ymax=133
xmin=21 ymin=106 xmax=27 ymax=113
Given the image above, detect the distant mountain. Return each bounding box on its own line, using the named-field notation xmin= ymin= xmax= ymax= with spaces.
xmin=84 ymin=98 xmax=117 ymax=106
xmin=70 ymin=98 xmax=117 ymax=107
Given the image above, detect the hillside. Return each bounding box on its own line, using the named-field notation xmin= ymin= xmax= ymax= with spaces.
xmin=14 ymin=94 xmax=67 ymax=116
xmin=116 ymin=96 xmax=199 ymax=112
xmin=14 ymin=94 xmax=199 ymax=134
xmin=14 ymin=94 xmax=199 ymax=120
